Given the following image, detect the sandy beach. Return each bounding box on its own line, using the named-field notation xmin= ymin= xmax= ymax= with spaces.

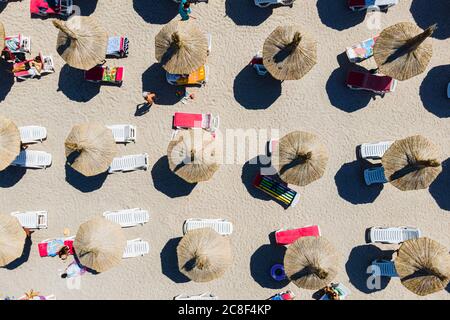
xmin=0 ymin=0 xmax=449 ymax=300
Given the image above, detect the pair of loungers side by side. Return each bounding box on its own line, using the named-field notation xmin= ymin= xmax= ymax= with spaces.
xmin=12 ymin=126 xmax=51 ymax=168
xmin=38 ymin=237 xmax=149 ymax=259
xmin=358 ymin=140 xmax=394 ymax=186
xmin=13 ymin=53 xmax=55 ymax=80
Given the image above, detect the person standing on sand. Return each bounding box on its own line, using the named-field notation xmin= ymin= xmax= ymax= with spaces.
xmin=179 ymin=0 xmax=195 ymax=20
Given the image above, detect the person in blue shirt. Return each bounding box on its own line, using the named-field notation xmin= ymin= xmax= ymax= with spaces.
xmin=179 ymin=0 xmax=192 ymax=21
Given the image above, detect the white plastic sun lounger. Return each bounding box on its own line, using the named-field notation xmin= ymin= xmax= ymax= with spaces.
xmin=359 ymin=141 xmax=393 ymax=159
xmin=11 ymin=211 xmax=48 ymax=229
xmin=183 ymin=219 xmax=233 ymax=236
xmin=122 ymin=239 xmax=149 ymax=258
xmin=369 ymin=227 xmax=421 ymax=244
xmin=364 ymin=167 xmax=388 ymax=185
xmin=11 ymin=150 xmax=52 ymax=169
xmin=320 ymin=283 xmax=351 ymax=300
xmin=19 ymin=126 xmax=47 ymax=144
xmin=103 ymin=208 xmax=149 ymax=228
xmin=108 ymin=153 xmax=149 ymax=173
xmin=174 ymin=293 xmax=219 ymax=300
xmin=370 ymin=260 xmax=398 ymax=277
xmin=106 ymin=125 xmax=136 ymax=143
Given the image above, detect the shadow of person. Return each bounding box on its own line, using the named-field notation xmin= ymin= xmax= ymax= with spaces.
xmin=316 ymin=0 xmax=366 ymax=31
xmin=346 ymin=244 xmax=394 ymax=293
xmin=151 ymin=156 xmax=197 ymax=198
xmin=410 ymin=0 xmax=450 ymax=40
xmin=65 ymin=163 xmax=108 ymax=193
xmin=4 ymin=236 xmax=32 ymax=270
xmin=429 ymin=158 xmax=450 ymax=211
xmin=135 ymin=103 xmax=151 ymax=117
xmin=133 ymin=0 xmax=178 ymax=24
xmin=57 ymin=64 xmax=100 ymax=102
xmin=0 ymin=166 xmax=26 ymax=188
xmin=73 ymin=0 xmax=99 ymax=15
xmin=233 ymin=65 xmax=281 ymax=109
xmin=250 ymin=244 xmax=289 ymax=289
xmin=160 ymin=237 xmax=191 ymax=284
xmin=326 ymin=53 xmax=373 ymax=112
xmin=142 ymin=64 xmax=182 ymax=106
xmin=225 ymin=0 xmax=272 ymax=26
xmin=241 ymin=155 xmax=277 ymax=202
xmin=0 ymin=59 xmax=14 ymax=102
xmin=419 ymin=65 xmax=450 ymax=118
xmin=335 ymin=160 xmax=383 ymax=204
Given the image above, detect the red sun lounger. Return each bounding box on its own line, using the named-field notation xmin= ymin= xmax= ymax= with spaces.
xmin=347 ymin=70 xmax=397 ymax=95
xmin=173 ymin=112 xmax=219 ymax=132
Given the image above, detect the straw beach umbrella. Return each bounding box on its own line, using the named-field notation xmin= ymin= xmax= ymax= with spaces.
xmin=263 ymin=25 xmax=317 ymax=80
xmin=0 ymin=22 xmax=5 ymax=51
xmin=74 ymin=216 xmax=126 ymax=273
xmin=177 ymin=228 xmax=232 ymax=282
xmin=155 ymin=19 xmax=208 ymax=74
xmin=394 ymin=238 xmax=450 ymax=296
xmin=373 ymin=22 xmax=436 ymax=81
xmin=53 ymin=16 xmax=108 ymax=70
xmin=271 ymin=131 xmax=328 ymax=186
xmin=381 ymin=135 xmax=442 ymax=191
xmin=284 ymin=237 xmax=339 ymax=290
xmin=0 ymin=214 xmax=26 ymax=267
xmin=65 ymin=122 xmax=117 ymax=177
xmin=167 ymin=129 xmax=219 ymax=184
xmin=0 ymin=116 xmax=21 ymax=171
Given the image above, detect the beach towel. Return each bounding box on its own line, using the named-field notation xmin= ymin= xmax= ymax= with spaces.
xmin=46 ymin=239 xmax=64 ymax=257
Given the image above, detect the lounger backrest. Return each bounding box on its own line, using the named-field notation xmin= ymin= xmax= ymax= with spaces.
xmin=12 ymin=211 xmax=37 ymax=229
xmin=372 ymin=261 xmax=398 ymax=277
xmin=364 ymin=167 xmax=387 ymax=185
xmin=184 ymin=219 xmax=233 ymax=235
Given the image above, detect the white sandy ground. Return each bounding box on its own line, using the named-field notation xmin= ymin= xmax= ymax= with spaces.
xmin=0 ymin=0 xmax=449 ymax=300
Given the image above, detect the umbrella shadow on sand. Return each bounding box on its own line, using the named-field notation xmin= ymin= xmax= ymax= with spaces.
xmin=57 ymin=64 xmax=100 ymax=102
xmin=419 ymin=65 xmax=450 ymax=118
xmin=133 ymin=0 xmax=178 ymax=24
xmin=65 ymin=163 xmax=108 ymax=193
xmin=335 ymin=159 xmax=383 ymax=204
xmin=316 ymin=0 xmax=366 ymax=31
xmin=0 ymin=166 xmax=26 ymax=188
xmin=410 ymin=0 xmax=450 ymax=40
xmin=73 ymin=0 xmax=98 ymax=15
xmin=346 ymin=244 xmax=394 ymax=293
xmin=233 ymin=66 xmax=281 ymax=110
xmin=225 ymin=0 xmax=272 ymax=26
xmin=151 ymin=156 xmax=197 ymax=198
xmin=142 ymin=64 xmax=182 ymax=106
xmin=429 ymin=158 xmax=450 ymax=211
xmin=250 ymin=244 xmax=289 ymax=289
xmin=0 ymin=60 xmax=14 ymax=102
xmin=4 ymin=236 xmax=32 ymax=270
xmin=160 ymin=237 xmax=191 ymax=284
xmin=326 ymin=53 xmax=374 ymax=112
xmin=241 ymin=155 xmax=278 ymax=202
